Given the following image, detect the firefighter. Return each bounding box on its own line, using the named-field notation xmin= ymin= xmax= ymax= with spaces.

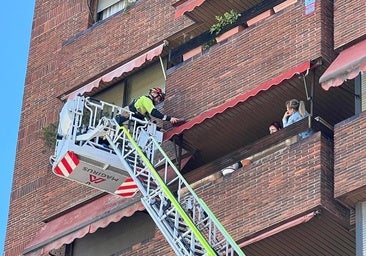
xmin=116 ymin=87 xmax=179 ymax=125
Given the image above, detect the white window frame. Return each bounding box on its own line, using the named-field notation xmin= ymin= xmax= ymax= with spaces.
xmin=97 ymin=0 xmax=137 ymax=21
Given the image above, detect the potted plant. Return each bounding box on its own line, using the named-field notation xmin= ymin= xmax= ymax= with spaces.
xmin=183 ymin=10 xmax=243 ymax=60
xmin=183 ymin=45 xmax=203 ymax=61
xmin=41 ymin=123 xmax=58 ymax=150
xmin=210 ymin=10 xmax=243 ymax=43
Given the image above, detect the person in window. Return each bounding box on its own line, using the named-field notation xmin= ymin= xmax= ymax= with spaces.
xmin=282 ymin=99 xmax=312 ymax=139
xmin=116 ymin=87 xmax=179 ymax=126
xmin=268 ymin=121 xmax=282 ymax=134
xmin=222 ymin=121 xmax=282 ymax=176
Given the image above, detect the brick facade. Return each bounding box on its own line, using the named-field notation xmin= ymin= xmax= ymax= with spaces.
xmin=165 ymin=0 xmax=331 ymax=119
xmin=115 ymin=132 xmax=348 ymax=255
xmin=6 ymin=0 xmax=192 ymax=255
xmin=5 ymin=0 xmax=364 ymax=255
xmin=334 ymin=111 xmax=366 ymax=208
xmin=334 ymin=0 xmax=366 ymax=49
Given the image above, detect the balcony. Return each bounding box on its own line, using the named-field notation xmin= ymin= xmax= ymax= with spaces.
xmin=168 ymin=0 xmax=288 ymax=66
xmin=334 ymin=111 xmax=366 ymax=209
xmin=163 ymin=0 xmax=356 ymax=177
xmin=185 ymin=120 xmax=355 ymax=255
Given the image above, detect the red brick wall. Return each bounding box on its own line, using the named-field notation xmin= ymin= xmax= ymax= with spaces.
xmin=5 ymin=0 xmax=341 ymax=255
xmin=56 ymin=0 xmax=193 ymax=96
xmin=165 ymin=0 xmax=331 ymax=119
xmin=334 ymin=111 xmax=366 ymax=208
xmin=193 ymin=133 xmax=347 ymax=240
xmin=114 ymin=132 xmax=348 ymax=256
xmin=320 ymin=0 xmax=337 ymax=64
xmin=5 ymin=0 xmax=191 ymax=255
xmin=334 ymin=0 xmax=366 ymax=49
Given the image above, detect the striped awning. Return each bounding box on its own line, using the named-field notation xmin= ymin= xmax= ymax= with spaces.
xmin=174 ymin=0 xmax=206 ymax=19
xmin=23 ymin=156 xmax=192 ymax=256
xmin=164 ymin=61 xmax=311 ymax=141
xmin=67 ymin=42 xmax=166 ymax=99
xmin=23 ymin=196 xmax=144 ymax=256
xmin=320 ymin=39 xmax=366 ymax=90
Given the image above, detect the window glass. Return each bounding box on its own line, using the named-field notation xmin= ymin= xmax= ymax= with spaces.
xmin=95 ymin=80 xmax=125 ymax=106
xmin=97 ymin=0 xmax=137 ymax=21
xmin=126 ymin=60 xmax=166 ymax=104
xmin=94 ymin=59 xmax=167 ymax=107
xmin=71 ymin=211 xmax=155 ymax=256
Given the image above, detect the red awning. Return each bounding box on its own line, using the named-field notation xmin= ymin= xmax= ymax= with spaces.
xmin=174 ymin=0 xmax=206 ymax=19
xmin=238 ymin=211 xmax=316 ymax=247
xmin=320 ymin=39 xmax=366 ymax=90
xmin=23 ymin=156 xmax=192 ymax=256
xmin=23 ymin=195 xmax=145 ymax=256
xmin=164 ymin=61 xmax=311 ymax=141
xmin=66 ymin=43 xmax=166 ymax=99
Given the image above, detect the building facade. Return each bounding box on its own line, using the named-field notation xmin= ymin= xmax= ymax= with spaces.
xmin=4 ymin=0 xmax=366 ymax=255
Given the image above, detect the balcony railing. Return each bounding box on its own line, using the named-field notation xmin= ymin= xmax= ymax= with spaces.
xmin=168 ymin=0 xmax=286 ymax=67
xmin=182 ymin=116 xmax=333 ymax=184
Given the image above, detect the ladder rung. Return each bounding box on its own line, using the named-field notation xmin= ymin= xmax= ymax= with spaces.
xmin=70 ymin=97 xmax=245 ymax=256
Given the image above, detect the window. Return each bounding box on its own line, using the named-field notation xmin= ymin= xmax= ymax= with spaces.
xmin=97 ymin=0 xmax=137 ymax=21
xmin=69 ymin=211 xmax=155 ymax=256
xmin=94 ymin=59 xmax=167 ymax=108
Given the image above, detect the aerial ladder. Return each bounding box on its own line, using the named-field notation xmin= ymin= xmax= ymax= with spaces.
xmin=50 ymin=95 xmax=245 ymax=256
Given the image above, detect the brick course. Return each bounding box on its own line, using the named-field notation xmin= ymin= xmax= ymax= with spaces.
xmin=334 ymin=111 xmax=366 ymax=208
xmin=165 ymin=0 xmax=330 ymax=119
xmin=113 ymin=132 xmax=348 ymax=256
xmin=334 ymin=0 xmax=366 ymax=49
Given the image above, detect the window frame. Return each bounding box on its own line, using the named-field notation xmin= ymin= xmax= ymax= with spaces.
xmin=95 ymin=0 xmax=137 ymax=22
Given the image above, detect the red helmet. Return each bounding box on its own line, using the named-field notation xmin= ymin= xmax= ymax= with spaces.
xmin=149 ymin=87 xmax=165 ymax=101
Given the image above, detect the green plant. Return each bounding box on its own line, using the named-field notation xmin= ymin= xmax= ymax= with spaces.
xmin=41 ymin=123 xmax=58 ymax=149
xmin=202 ymin=38 xmax=217 ymax=51
xmin=210 ymin=10 xmax=241 ymax=35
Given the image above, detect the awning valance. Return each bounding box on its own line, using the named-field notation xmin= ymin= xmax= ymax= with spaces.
xmin=23 ymin=156 xmax=192 ymax=256
xmin=174 ymin=0 xmax=206 ymax=19
xmin=238 ymin=211 xmax=316 ymax=247
xmin=320 ymin=39 xmax=366 ymax=90
xmin=66 ymin=42 xmax=166 ymax=99
xmin=164 ymin=61 xmax=311 ymax=141
xmin=23 ymin=195 xmax=145 ymax=256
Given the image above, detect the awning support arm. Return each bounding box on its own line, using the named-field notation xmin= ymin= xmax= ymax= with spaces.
xmin=159 ymin=56 xmax=166 ymax=80
xmin=302 ymin=68 xmax=313 ymax=128
xmin=172 ymin=134 xmax=183 ymax=170
xmin=159 ymin=40 xmax=169 ymax=80
xmin=338 ymin=84 xmax=360 ymax=98
xmin=302 ymin=68 xmax=311 ymax=101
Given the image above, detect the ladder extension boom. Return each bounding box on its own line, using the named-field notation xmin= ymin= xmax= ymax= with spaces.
xmin=50 ymin=96 xmax=245 ymax=256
